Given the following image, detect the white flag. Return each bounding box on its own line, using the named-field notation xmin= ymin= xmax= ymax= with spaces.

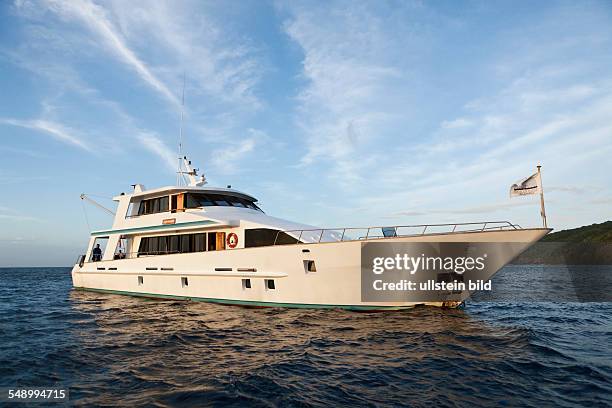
xmin=510 ymin=172 xmax=541 ymax=197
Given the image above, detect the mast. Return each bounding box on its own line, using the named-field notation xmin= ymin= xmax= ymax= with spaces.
xmin=174 ymin=73 xmax=206 ymax=187
xmin=177 ymin=73 xmax=186 ymax=186
xmin=537 ymin=165 xmax=547 ymax=228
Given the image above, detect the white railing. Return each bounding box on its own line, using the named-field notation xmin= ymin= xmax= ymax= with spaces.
xmin=273 ymin=221 xmax=521 ymax=245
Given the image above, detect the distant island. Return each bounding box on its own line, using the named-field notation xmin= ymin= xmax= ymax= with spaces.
xmin=541 ymin=220 xmax=612 ymax=243
xmin=512 ymin=220 xmax=612 ymax=264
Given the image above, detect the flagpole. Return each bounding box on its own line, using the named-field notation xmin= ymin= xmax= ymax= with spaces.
xmin=537 ymin=165 xmax=547 ymax=228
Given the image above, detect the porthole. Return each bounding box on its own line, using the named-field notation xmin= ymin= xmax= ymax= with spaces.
xmin=138 ymin=276 xmax=143 ymax=286
xmin=181 ymin=277 xmax=189 ymax=287
xmin=304 ymin=260 xmax=317 ymax=273
xmin=242 ymin=278 xmax=251 ymax=289
xmin=265 ymin=279 xmax=275 ymax=290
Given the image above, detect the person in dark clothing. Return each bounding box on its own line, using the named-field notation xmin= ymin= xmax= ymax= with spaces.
xmin=92 ymin=244 xmax=102 ymax=262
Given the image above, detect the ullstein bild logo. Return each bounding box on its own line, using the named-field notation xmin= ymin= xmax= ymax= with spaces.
xmin=360 ymin=242 xmax=527 ymax=302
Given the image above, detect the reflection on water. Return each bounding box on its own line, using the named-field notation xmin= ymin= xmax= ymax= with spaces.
xmin=474 ymin=265 xmax=612 ymax=302
xmin=0 ymin=267 xmax=611 ymax=407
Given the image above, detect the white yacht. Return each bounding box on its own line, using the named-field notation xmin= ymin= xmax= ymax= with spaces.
xmin=72 ymin=157 xmax=550 ymax=310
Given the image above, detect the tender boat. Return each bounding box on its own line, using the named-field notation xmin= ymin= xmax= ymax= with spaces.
xmin=72 ymin=157 xmax=550 ymax=310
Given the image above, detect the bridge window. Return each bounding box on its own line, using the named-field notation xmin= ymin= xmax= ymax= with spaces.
xmin=185 ymin=193 xmax=263 ymax=212
xmin=137 ymin=196 xmax=169 ymax=215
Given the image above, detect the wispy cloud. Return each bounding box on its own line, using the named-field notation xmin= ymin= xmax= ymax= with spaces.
xmin=0 ymin=206 xmax=40 ymax=222
xmin=590 ymin=197 xmax=612 ymax=205
xmin=135 ymin=131 xmax=177 ymax=172
xmin=211 ymin=136 xmax=257 ymax=174
xmin=109 ymin=1 xmax=263 ymax=105
xmin=392 ymin=200 xmax=535 ymax=217
xmin=441 ymin=118 xmax=474 ymax=129
xmin=283 ymin=2 xmax=408 ymax=172
xmin=0 ymin=117 xmax=91 ymax=151
xmin=8 ymin=0 xmax=267 ymax=174
xmin=40 ymin=0 xmax=180 ymax=108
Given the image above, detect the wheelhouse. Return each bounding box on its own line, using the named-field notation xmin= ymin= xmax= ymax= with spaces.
xmin=130 ymin=188 xmax=263 ymax=217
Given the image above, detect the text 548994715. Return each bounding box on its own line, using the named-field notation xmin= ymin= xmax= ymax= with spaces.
xmin=1 ymin=388 xmax=68 ymax=402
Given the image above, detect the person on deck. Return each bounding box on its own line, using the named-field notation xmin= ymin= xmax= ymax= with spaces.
xmin=92 ymin=244 xmax=102 ymax=262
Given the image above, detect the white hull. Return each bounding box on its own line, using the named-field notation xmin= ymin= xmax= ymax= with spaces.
xmin=72 ymin=228 xmax=549 ymax=310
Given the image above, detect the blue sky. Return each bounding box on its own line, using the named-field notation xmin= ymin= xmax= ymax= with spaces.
xmin=1 ymin=0 xmax=611 ymax=266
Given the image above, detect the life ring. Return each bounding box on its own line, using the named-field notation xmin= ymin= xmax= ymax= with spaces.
xmin=227 ymin=233 xmax=238 ymax=249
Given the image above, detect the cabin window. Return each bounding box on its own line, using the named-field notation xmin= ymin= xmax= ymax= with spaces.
xmin=265 ymin=279 xmax=275 ymax=290
xmin=138 ymin=276 xmax=143 ymax=286
xmin=158 ymin=236 xmax=169 ymax=253
xmin=207 ymin=232 xmax=217 ymax=251
xmin=194 ymin=233 xmax=206 ymax=252
xmin=147 ymin=237 xmax=159 ymax=254
xmin=137 ymin=196 xmax=169 ymax=215
xmin=181 ymin=234 xmax=191 ymax=252
xmin=169 ymin=235 xmax=179 ymax=253
xmin=245 ymin=229 xmax=299 ymax=247
xmin=181 ymin=277 xmax=189 ymax=287
xmin=242 ymin=279 xmax=251 ymax=289
xmin=138 ymin=233 xmax=210 ymax=256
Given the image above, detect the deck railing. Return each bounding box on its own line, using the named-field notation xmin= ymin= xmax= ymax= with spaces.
xmin=273 ymin=221 xmax=521 ymax=245
xmin=79 ymin=221 xmax=522 ymax=264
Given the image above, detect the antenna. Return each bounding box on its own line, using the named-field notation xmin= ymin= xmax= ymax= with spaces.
xmin=177 ymin=72 xmax=186 ymax=186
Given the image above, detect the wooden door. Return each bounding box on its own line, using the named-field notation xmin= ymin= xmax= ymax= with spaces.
xmin=216 ymin=232 xmax=226 ymax=250
xmin=176 ymin=193 xmax=184 ymax=212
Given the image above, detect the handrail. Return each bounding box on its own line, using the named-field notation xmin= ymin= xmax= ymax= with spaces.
xmin=81 ymin=220 xmax=524 ymax=264
xmin=274 ymin=221 xmax=521 ymax=245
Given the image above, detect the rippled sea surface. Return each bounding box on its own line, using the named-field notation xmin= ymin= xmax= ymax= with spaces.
xmin=1 ymin=266 xmax=611 ymax=407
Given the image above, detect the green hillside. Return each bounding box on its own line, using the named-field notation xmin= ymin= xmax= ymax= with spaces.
xmin=542 ymin=220 xmax=612 ymax=243
xmin=512 ymin=220 xmax=612 ymax=265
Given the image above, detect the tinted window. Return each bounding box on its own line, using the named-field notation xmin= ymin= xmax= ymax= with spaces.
xmin=181 ymin=234 xmax=192 ymax=252
xmin=136 ymin=196 xmax=170 ymax=215
xmin=159 ymin=196 xmax=169 ymax=212
xmin=207 ymin=232 xmax=217 ymax=251
xmin=194 ymin=233 xmax=206 ymax=252
xmin=138 ymin=233 xmax=210 ymax=256
xmin=185 ymin=194 xmax=200 ymax=208
xmin=185 ymin=193 xmax=262 ymax=212
xmin=169 ymin=236 xmax=179 ymax=253
xmin=245 ymin=229 xmax=299 ymax=247
xmin=208 ymin=194 xmax=231 ymax=206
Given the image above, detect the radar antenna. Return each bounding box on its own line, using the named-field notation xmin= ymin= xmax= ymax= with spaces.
xmin=174 ymin=73 xmax=207 ymax=187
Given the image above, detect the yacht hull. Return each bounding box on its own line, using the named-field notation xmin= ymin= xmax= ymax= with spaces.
xmin=72 ymin=228 xmax=549 ymax=310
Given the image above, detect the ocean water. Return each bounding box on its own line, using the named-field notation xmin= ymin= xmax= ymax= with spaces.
xmin=0 ymin=266 xmax=611 ymax=407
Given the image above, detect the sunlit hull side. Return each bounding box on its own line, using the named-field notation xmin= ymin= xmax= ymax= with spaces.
xmin=72 ymin=228 xmax=550 ymax=310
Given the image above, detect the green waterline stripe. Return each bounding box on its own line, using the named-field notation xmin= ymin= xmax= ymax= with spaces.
xmin=73 ymin=287 xmax=414 ymax=310
xmin=91 ymin=220 xmax=217 ymax=237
